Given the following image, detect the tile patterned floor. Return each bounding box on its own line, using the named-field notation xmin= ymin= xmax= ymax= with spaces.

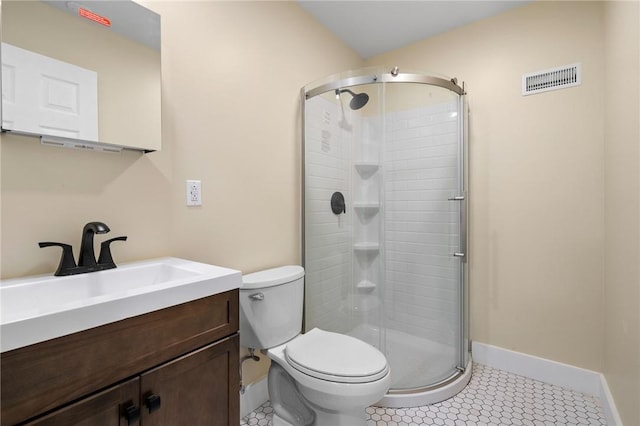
xmin=240 ymin=363 xmax=607 ymax=426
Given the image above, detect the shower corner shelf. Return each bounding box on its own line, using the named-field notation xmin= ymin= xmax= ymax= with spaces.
xmin=353 ymin=242 xmax=380 ymax=251
xmin=353 ymin=202 xmax=380 ymax=212
xmin=354 ymin=162 xmax=379 ymax=177
xmin=356 ymin=280 xmax=377 ymax=291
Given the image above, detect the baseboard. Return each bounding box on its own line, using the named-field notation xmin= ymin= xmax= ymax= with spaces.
xmin=472 ymin=341 xmax=622 ymax=425
xmin=240 ymin=376 xmax=269 ymax=419
xmin=599 ymin=374 xmax=623 ymax=426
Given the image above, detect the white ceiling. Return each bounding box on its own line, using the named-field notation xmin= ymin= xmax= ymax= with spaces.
xmin=297 ymin=1 xmax=531 ymax=59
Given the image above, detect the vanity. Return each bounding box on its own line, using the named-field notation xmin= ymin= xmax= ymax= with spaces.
xmin=0 ymin=258 xmax=242 ymax=425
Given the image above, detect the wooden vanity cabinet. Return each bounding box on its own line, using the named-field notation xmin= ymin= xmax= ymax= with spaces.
xmin=23 ymin=378 xmax=140 ymax=426
xmin=1 ymin=289 xmax=240 ymax=426
xmin=139 ymin=336 xmax=237 ymax=426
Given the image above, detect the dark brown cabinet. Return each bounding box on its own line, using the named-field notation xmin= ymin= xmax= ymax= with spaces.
xmin=140 ymin=337 xmax=237 ymax=426
xmin=1 ymin=290 xmax=240 ymax=426
xmin=24 ymin=379 xmax=140 ymax=426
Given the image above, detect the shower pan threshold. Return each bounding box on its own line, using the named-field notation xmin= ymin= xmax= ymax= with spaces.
xmin=377 ymin=358 xmax=472 ymax=408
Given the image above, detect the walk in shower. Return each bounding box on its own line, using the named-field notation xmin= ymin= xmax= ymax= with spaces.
xmin=302 ymin=67 xmax=470 ymax=407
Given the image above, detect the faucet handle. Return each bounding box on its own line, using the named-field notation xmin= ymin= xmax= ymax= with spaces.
xmin=39 ymin=242 xmax=77 ymax=276
xmin=97 ymin=236 xmax=127 ymax=269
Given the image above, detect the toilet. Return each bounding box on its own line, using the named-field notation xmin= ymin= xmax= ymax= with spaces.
xmin=240 ymin=265 xmax=391 ymax=426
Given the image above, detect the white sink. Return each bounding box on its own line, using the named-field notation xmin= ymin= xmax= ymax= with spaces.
xmin=0 ymin=257 xmax=241 ymax=352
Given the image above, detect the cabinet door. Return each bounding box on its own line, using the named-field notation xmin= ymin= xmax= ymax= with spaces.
xmin=24 ymin=378 xmax=139 ymax=426
xmin=140 ymin=334 xmax=239 ymax=426
xmin=1 ymin=42 xmax=99 ymax=141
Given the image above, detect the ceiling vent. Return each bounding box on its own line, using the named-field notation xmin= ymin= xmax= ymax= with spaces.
xmin=522 ymin=63 xmax=581 ymax=96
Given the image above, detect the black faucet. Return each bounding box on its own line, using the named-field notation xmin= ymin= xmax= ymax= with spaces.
xmin=39 ymin=221 xmax=127 ymax=276
xmin=78 ymin=222 xmax=110 ymax=268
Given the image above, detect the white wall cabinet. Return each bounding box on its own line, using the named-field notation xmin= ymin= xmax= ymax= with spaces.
xmin=2 ymin=42 xmax=99 ymax=141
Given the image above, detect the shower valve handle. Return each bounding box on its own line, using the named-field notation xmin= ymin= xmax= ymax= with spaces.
xmin=331 ymin=192 xmax=346 ymax=215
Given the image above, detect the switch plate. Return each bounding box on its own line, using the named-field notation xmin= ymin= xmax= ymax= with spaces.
xmin=186 ymin=180 xmax=202 ymax=206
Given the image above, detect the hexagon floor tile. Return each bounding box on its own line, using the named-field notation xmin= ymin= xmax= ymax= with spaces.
xmin=240 ymin=363 xmax=607 ymax=425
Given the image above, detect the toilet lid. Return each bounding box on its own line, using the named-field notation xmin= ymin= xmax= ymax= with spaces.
xmin=284 ymin=328 xmax=389 ymax=384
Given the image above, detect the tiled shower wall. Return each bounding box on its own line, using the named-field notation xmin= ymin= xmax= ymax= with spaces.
xmin=382 ymin=101 xmax=461 ymax=347
xmin=304 ymin=94 xmax=462 ymax=350
xmin=303 ymin=96 xmax=353 ymax=333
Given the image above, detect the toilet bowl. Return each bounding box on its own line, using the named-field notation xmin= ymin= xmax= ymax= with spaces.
xmin=240 ymin=266 xmax=391 ymax=426
xmin=268 ymin=328 xmax=391 ymax=426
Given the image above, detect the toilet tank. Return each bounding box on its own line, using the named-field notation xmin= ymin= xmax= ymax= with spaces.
xmin=240 ymin=265 xmax=305 ymax=349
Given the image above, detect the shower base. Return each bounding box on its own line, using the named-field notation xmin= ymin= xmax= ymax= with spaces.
xmin=348 ymin=325 xmax=472 ymax=408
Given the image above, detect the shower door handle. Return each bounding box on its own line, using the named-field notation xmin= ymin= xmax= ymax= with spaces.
xmin=460 ymin=193 xmax=468 ymax=264
xmin=449 ymin=194 xmax=468 ymax=264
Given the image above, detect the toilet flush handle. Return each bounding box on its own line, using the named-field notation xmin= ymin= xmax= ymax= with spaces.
xmin=249 ymin=292 xmax=264 ymax=301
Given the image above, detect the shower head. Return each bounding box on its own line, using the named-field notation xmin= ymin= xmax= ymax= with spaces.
xmin=335 ymin=88 xmax=369 ymax=110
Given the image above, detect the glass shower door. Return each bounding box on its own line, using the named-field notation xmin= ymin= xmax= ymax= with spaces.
xmin=381 ymin=82 xmax=464 ymax=390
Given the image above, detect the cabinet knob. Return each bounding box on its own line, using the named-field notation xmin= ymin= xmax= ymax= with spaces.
xmin=145 ymin=393 xmax=162 ymax=413
xmin=123 ymin=403 xmax=140 ymax=425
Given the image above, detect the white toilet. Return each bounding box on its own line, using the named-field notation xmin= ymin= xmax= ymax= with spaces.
xmin=240 ymin=265 xmax=391 ymax=426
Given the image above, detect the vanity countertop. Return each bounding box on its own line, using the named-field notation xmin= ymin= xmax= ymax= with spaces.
xmin=0 ymin=257 xmax=241 ymax=352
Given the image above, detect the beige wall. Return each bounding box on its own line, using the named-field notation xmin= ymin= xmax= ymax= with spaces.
xmin=1 ymin=0 xmax=361 ymax=383
xmin=603 ymin=2 xmax=640 ymax=425
xmin=150 ymin=1 xmax=362 ymax=273
xmin=368 ymin=1 xmax=606 ymax=371
xmin=0 ymin=134 xmax=172 ymax=277
xmin=1 ymin=1 xmax=361 ymax=275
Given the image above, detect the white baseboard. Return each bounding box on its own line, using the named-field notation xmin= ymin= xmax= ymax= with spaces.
xmin=472 ymin=342 xmax=621 ymax=426
xmin=599 ymin=374 xmax=623 ymax=426
xmin=240 ymin=376 xmax=269 ymax=419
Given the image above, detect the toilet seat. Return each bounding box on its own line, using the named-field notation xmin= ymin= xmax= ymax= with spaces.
xmin=284 ymin=328 xmax=389 ymax=384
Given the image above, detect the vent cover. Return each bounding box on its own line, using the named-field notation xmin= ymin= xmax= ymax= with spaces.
xmin=522 ymin=63 xmax=581 ymax=96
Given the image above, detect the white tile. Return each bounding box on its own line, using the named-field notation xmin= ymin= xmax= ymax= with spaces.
xmin=240 ymin=364 xmax=607 ymax=426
